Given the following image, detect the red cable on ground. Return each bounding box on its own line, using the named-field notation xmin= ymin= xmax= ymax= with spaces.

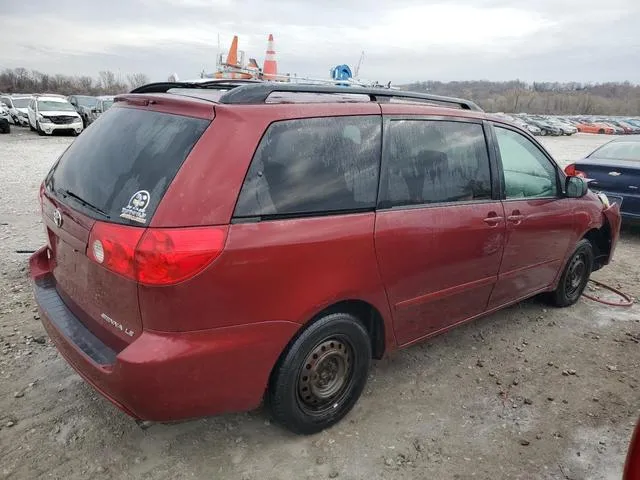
xmin=582 ymin=279 xmax=634 ymax=307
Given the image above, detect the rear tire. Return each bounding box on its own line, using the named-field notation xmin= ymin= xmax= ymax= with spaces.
xmin=598 ymin=128 xmax=605 ymax=134
xmin=268 ymin=312 xmax=372 ymax=435
xmin=540 ymin=129 xmax=547 ymax=136
xmin=547 ymin=239 xmax=594 ymax=307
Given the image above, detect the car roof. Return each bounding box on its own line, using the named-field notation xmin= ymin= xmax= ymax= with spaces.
xmin=610 ymin=135 xmax=640 ymax=143
xmin=127 ymin=81 xmax=484 ymax=113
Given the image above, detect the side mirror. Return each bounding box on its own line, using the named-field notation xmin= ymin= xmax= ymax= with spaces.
xmin=565 ymin=176 xmax=588 ymax=198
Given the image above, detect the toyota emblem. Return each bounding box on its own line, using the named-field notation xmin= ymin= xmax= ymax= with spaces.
xmin=53 ymin=209 xmax=63 ymax=228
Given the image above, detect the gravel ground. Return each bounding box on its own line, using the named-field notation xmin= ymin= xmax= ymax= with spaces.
xmin=0 ymin=128 xmax=639 ymax=480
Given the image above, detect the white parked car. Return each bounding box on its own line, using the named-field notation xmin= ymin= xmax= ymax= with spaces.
xmin=27 ymin=96 xmax=83 ymax=136
xmin=0 ymin=95 xmax=31 ymax=126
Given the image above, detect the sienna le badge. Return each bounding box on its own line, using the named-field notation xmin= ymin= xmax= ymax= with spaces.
xmin=120 ymin=190 xmax=150 ymax=224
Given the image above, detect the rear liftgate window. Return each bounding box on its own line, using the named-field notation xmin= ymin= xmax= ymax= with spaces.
xmin=234 ymin=116 xmax=382 ymax=219
xmin=44 ymin=107 xmax=209 ymax=225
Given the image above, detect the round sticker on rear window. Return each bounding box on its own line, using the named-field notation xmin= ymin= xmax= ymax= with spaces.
xmin=120 ymin=190 xmax=150 ymax=224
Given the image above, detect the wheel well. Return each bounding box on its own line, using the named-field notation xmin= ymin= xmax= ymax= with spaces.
xmin=311 ymin=300 xmax=386 ymax=360
xmin=583 ymin=225 xmax=611 ymax=271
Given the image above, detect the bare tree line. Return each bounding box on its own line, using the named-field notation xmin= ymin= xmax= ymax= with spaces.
xmin=2 ymin=68 xmax=639 ymax=115
xmin=405 ymin=80 xmax=640 ymax=115
xmin=0 ymin=68 xmax=150 ymax=96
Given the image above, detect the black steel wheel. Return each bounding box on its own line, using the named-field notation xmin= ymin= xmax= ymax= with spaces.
xmin=268 ymin=312 xmax=371 ymax=434
xmin=547 ymin=239 xmax=594 ymax=307
xmin=296 ymin=338 xmax=354 ymax=417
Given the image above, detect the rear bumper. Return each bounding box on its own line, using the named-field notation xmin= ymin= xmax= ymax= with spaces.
xmin=29 ymin=246 xmax=299 ymax=421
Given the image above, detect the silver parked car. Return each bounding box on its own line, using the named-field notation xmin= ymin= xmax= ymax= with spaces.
xmin=0 ymin=95 xmax=31 ymax=126
xmin=86 ymin=96 xmax=114 ymax=126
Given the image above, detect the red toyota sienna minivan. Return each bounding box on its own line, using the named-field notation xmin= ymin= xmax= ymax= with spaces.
xmin=30 ymin=82 xmax=621 ymax=434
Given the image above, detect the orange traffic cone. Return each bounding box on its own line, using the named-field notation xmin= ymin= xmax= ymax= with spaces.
xmin=263 ymin=34 xmax=278 ymax=80
xmin=226 ymin=35 xmax=239 ymax=66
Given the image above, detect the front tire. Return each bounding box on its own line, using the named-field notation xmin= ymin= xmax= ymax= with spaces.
xmin=540 ymin=129 xmax=547 ymax=136
xmin=547 ymin=239 xmax=594 ymax=307
xmin=36 ymin=122 xmax=46 ymax=136
xmin=268 ymin=312 xmax=372 ymax=435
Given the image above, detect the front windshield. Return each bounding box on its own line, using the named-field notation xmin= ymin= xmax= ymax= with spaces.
xmin=76 ymin=96 xmax=97 ymax=107
xmin=13 ymin=98 xmax=30 ymax=108
xmin=38 ymin=100 xmax=76 ymax=112
xmin=590 ymin=142 xmax=640 ymax=161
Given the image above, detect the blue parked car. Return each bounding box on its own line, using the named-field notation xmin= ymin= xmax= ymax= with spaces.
xmin=565 ymin=136 xmax=640 ymax=224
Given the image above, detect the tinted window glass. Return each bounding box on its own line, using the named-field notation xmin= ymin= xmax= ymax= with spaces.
xmin=495 ymin=126 xmax=558 ymax=199
xmin=45 ymin=107 xmax=209 ymax=225
xmin=379 ymin=120 xmax=492 ymax=208
xmin=234 ymin=116 xmax=381 ymax=218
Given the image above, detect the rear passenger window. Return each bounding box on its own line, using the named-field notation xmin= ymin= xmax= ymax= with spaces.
xmin=234 ymin=116 xmax=381 ymax=218
xmin=379 ymin=120 xmax=492 ymax=208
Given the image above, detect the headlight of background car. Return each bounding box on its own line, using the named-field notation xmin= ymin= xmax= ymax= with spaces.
xmin=39 ymin=115 xmax=52 ymax=123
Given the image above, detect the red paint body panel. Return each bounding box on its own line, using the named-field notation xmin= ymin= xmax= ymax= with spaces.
xmin=379 ymin=102 xmax=487 ymax=119
xmin=624 ymin=419 xmax=640 ymax=480
xmin=488 ymin=198 xmax=575 ymax=308
xmin=374 ymin=203 xmax=506 ymax=345
xmin=40 ymin=301 xmax=299 ymax=420
xmin=29 ymin=94 xmax=622 ymax=424
xmin=139 ymin=213 xmax=393 ymax=338
xmin=151 ymin=103 xmax=380 ymax=228
xmin=114 ymin=94 xmax=216 ymax=120
xmin=41 ymin=190 xmax=140 ymax=351
xmin=603 ymin=203 xmax=622 ymax=260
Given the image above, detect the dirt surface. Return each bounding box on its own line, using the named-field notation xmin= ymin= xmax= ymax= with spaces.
xmin=1 ymin=129 xmax=639 ymax=480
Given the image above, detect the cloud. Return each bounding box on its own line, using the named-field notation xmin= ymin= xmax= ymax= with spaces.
xmin=2 ymin=0 xmax=639 ymax=83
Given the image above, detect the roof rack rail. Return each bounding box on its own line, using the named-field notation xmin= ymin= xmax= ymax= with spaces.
xmin=130 ymin=79 xmax=262 ymax=94
xmin=218 ymin=83 xmax=483 ymax=111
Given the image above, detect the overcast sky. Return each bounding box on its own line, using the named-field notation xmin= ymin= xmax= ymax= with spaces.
xmin=3 ymin=0 xmax=639 ymax=84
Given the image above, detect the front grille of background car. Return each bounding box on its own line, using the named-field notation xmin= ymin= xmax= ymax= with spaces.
xmin=48 ymin=116 xmax=76 ymax=125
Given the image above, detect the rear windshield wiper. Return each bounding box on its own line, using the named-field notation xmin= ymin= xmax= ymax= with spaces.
xmin=57 ymin=189 xmax=110 ymax=219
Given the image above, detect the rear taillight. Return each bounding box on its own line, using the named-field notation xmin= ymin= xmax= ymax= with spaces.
xmin=564 ymin=163 xmax=586 ymax=178
xmin=87 ymin=223 xmax=228 ymax=285
xmin=88 ymin=222 xmax=144 ymax=281
xmin=135 ymin=227 xmax=227 ymax=285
